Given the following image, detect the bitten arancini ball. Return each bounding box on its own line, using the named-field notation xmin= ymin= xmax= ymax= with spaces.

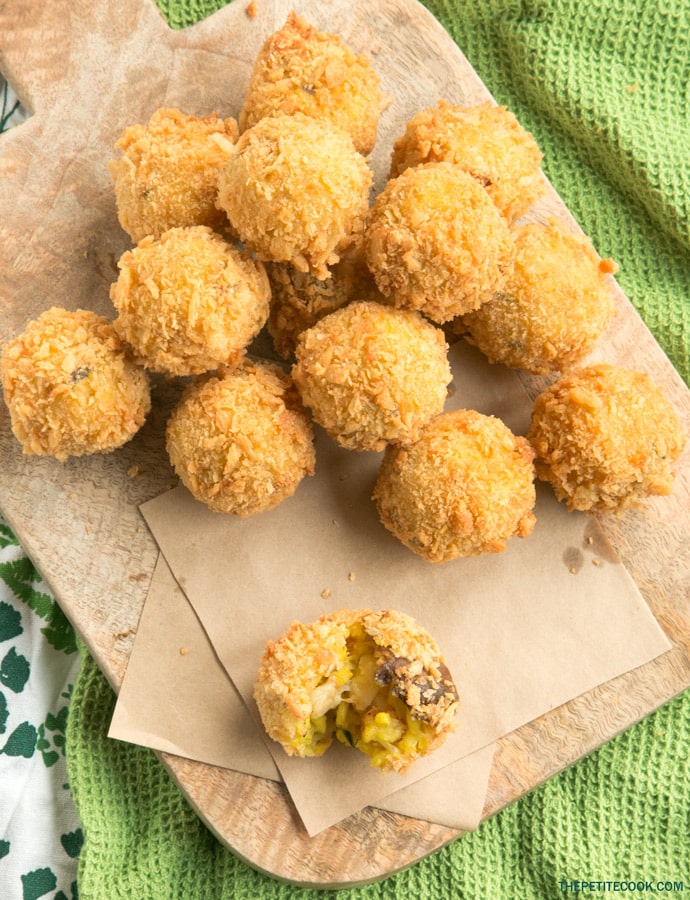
xmin=292 ymin=300 xmax=451 ymax=451
xmin=216 ymin=113 xmax=373 ymax=280
xmin=527 ymin=364 xmax=686 ymax=514
xmin=254 ymin=607 xmax=459 ymax=773
xmin=0 ymin=307 xmax=151 ymax=461
xmin=110 ymin=226 xmax=271 ymax=376
xmin=266 ymin=241 xmax=383 ymax=359
xmin=238 ymin=12 xmax=386 ymax=156
xmin=389 ymin=100 xmax=545 ymax=222
xmin=109 ymin=107 xmax=239 ymax=243
xmin=166 ymin=361 xmax=315 ymax=516
xmin=461 ymin=219 xmax=618 ymax=375
xmin=373 ymin=409 xmax=537 ymax=562
xmin=364 ymin=162 xmax=515 ymax=323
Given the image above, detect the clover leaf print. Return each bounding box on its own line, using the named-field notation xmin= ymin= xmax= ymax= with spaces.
xmin=0 ymin=623 xmax=36 ymax=758
xmin=0 ymin=690 xmax=8 ymax=734
xmin=0 ymin=519 xmax=19 ymax=549
xmin=21 ymin=867 xmax=57 ymax=900
xmin=1 ymin=645 xmax=30 ymax=693
xmin=0 ymin=645 xmax=34 ymax=756
xmin=37 ymin=694 xmax=71 ymax=767
xmin=61 ymin=828 xmax=84 ymax=859
xmin=21 ymin=867 xmax=79 ymax=900
xmin=0 ymin=556 xmax=77 ymax=654
xmin=1 ymin=720 xmax=37 ymax=757
xmin=0 ymin=599 xmax=23 ymax=642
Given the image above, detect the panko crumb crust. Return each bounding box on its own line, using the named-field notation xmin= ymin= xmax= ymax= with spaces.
xmin=254 ymin=607 xmax=459 ymax=773
xmin=528 ymin=364 xmax=686 ymax=514
xmin=291 ymin=300 xmax=451 ymax=451
xmin=165 ymin=360 xmax=315 ymax=516
xmin=364 ymin=162 xmax=516 ymax=323
xmin=110 ymin=225 xmax=271 ymax=376
xmin=0 ymin=307 xmax=151 ymax=461
xmin=389 ymin=100 xmax=545 ymax=222
xmin=109 ymin=107 xmax=239 ymax=243
xmin=265 ymin=241 xmax=383 ymax=359
xmin=239 ymin=11 xmax=387 ymax=156
xmin=461 ymin=218 xmax=618 ymax=375
xmin=373 ymin=408 xmax=536 ymax=562
xmin=216 ymin=112 xmax=373 ymax=280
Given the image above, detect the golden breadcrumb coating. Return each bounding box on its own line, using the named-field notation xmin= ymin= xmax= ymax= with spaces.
xmin=364 ymin=162 xmax=515 ymax=323
xmin=0 ymin=307 xmax=151 ymax=461
xmin=527 ymin=364 xmax=686 ymax=513
xmin=238 ymin=12 xmax=386 ymax=156
xmin=389 ymin=100 xmax=545 ymax=221
xmin=373 ymin=408 xmax=536 ymax=562
xmin=165 ymin=360 xmax=315 ymax=515
xmin=266 ymin=241 xmax=383 ymax=359
xmin=292 ymin=300 xmax=451 ymax=451
xmin=254 ymin=607 xmax=459 ymax=773
xmin=110 ymin=226 xmax=270 ymax=376
xmin=461 ymin=218 xmax=618 ymax=374
xmin=109 ymin=107 xmax=239 ymax=243
xmin=216 ymin=113 xmax=373 ymax=280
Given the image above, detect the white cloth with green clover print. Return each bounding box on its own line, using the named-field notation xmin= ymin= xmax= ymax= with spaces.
xmin=0 ymin=513 xmax=82 ymax=899
xmin=0 ymin=82 xmax=82 ymax=900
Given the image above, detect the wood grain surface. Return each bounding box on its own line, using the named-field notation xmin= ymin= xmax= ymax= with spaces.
xmin=1 ymin=0 xmax=689 ymax=886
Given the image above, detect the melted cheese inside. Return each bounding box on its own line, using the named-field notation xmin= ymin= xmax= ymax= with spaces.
xmin=294 ymin=623 xmax=436 ymax=768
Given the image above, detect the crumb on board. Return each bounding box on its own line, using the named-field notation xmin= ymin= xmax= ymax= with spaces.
xmin=179 ymin=647 xmax=189 ymax=655
xmin=321 ymin=588 xmax=331 ymax=599
xmin=598 ymin=257 xmax=618 ymax=275
xmin=246 ymin=0 xmax=257 ymax=18
xmin=348 ymin=571 xmax=356 ymax=582
xmin=592 ymin=558 xmax=601 ymax=566
xmin=569 ymin=567 xmax=578 ymax=575
xmin=128 ymin=571 xmax=149 ymax=583
xmin=113 ymin=628 xmax=135 ymax=640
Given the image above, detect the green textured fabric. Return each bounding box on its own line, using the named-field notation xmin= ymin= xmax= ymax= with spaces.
xmin=66 ymin=1 xmax=690 ymax=897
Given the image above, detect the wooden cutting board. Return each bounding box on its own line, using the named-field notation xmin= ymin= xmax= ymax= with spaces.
xmin=2 ymin=0 xmax=690 ymax=886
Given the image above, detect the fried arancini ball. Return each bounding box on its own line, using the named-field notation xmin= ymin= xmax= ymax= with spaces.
xmin=389 ymin=100 xmax=545 ymax=222
xmin=165 ymin=360 xmax=315 ymax=515
xmin=216 ymin=113 xmax=372 ymax=280
xmin=291 ymin=300 xmax=451 ymax=451
xmin=254 ymin=607 xmax=459 ymax=773
xmin=109 ymin=107 xmax=239 ymax=243
xmin=373 ymin=409 xmax=537 ymax=562
xmin=364 ymin=162 xmax=515 ymax=323
xmin=527 ymin=364 xmax=686 ymax=514
xmin=238 ymin=12 xmax=386 ymax=156
xmin=266 ymin=241 xmax=383 ymax=359
xmin=0 ymin=307 xmax=150 ymax=461
xmin=461 ymin=219 xmax=618 ymax=375
xmin=110 ymin=226 xmax=270 ymax=376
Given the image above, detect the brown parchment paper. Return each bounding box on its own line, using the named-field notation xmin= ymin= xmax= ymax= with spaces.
xmin=109 ymin=552 xmax=497 ymax=831
xmin=133 ymin=341 xmax=671 ymax=835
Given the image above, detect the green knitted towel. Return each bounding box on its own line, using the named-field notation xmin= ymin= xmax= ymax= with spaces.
xmin=66 ymin=1 xmax=690 ymax=897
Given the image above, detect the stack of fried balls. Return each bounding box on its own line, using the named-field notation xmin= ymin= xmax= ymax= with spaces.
xmin=2 ymin=10 xmax=684 ymax=538
xmin=1 ymin=12 xmax=686 ymax=772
